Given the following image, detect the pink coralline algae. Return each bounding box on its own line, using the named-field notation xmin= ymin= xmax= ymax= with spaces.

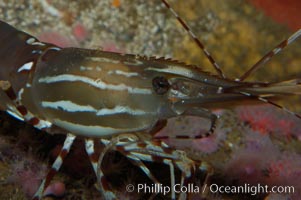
xmin=236 ymin=105 xmax=301 ymax=140
xmin=224 ymin=128 xmax=301 ymax=199
xmin=10 ymin=155 xmax=67 ymax=198
xmin=8 ymin=154 xmax=48 ymax=198
xmin=0 ymin=133 xmax=66 ymax=199
xmin=224 ymin=131 xmax=278 ymax=184
xmin=266 ymin=153 xmax=301 ymax=187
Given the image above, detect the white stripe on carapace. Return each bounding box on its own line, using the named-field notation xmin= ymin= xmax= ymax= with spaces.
xmin=87 ymin=57 xmax=121 ymax=64
xmin=96 ymin=105 xmax=150 ymax=116
xmin=145 ymin=66 xmax=195 ymax=79
xmin=79 ymin=65 xmax=102 ymax=72
xmin=107 ymin=70 xmax=139 ymax=77
xmin=32 ymin=50 xmax=43 ymax=54
xmin=26 ymin=38 xmax=36 ymax=44
xmin=26 ymin=37 xmax=46 ymax=46
xmin=18 ymin=62 xmax=33 ymax=72
xmin=80 ymin=66 xmax=94 ymax=71
xmin=42 ymin=100 xmax=96 ymax=112
xmin=41 ymin=100 xmax=153 ymax=116
xmin=48 ymin=47 xmax=61 ymax=51
xmin=123 ymin=60 xmax=144 ymax=66
xmin=52 ymin=118 xmax=147 ymax=137
xmin=38 ymin=74 xmax=152 ymax=94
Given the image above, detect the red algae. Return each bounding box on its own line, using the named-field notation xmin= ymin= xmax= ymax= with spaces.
xmin=38 ymin=31 xmax=76 ymax=48
xmin=72 ymin=22 xmax=89 ymax=42
xmin=249 ymin=0 xmax=301 ymax=31
xmin=236 ymin=105 xmax=300 ymax=139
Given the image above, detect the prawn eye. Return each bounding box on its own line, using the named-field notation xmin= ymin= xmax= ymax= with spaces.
xmin=152 ymin=76 xmax=170 ymax=95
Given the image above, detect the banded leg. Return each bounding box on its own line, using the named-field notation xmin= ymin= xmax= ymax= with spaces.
xmin=160 ymin=0 xmax=225 ymax=78
xmin=0 ymin=80 xmax=69 ymax=200
xmin=161 ymin=0 xmax=301 ymax=81
xmin=183 ymin=107 xmax=218 ymax=139
xmin=239 ymin=29 xmax=301 ymax=81
xmin=194 ymin=161 xmax=214 ymax=198
xmin=122 ymin=140 xmax=204 ymax=200
xmin=238 ymin=91 xmax=301 ymax=119
xmin=105 ymin=139 xmax=178 ymax=200
xmin=85 ymin=138 xmax=117 ymax=200
xmin=113 ymin=139 xmax=213 ymax=199
xmin=0 ymin=80 xmax=52 ymax=130
xmin=100 ymin=137 xmax=207 ymax=200
xmin=33 ymin=133 xmax=76 ymax=200
xmin=155 ymin=107 xmax=218 ymax=140
xmin=0 ymin=80 xmax=24 ymax=120
xmin=85 ymin=135 xmax=158 ymax=200
xmin=90 ymin=134 xmax=161 ymax=200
